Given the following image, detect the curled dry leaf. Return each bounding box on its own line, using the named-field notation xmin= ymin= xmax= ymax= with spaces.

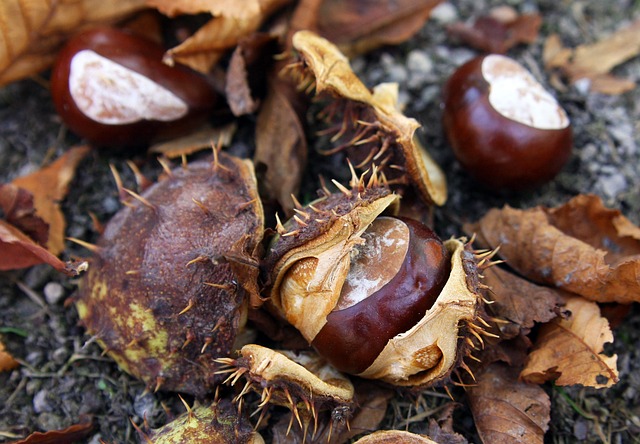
xmin=12 ymin=146 xmax=91 ymax=256
xmin=482 ymin=266 xmax=564 ymax=340
xmin=0 ymin=220 xmax=68 ymax=272
xmin=254 ymin=63 xmax=308 ymax=217
xmin=520 ymin=295 xmax=618 ymax=389
xmin=226 ymin=33 xmax=278 ymax=116
xmin=465 ymin=194 xmax=640 ymax=303
xmin=290 ymin=0 xmax=444 ymax=56
xmin=158 ymin=0 xmax=291 ymax=73
xmin=0 ymin=184 xmax=49 ymax=246
xmin=10 ymin=417 xmax=94 ymax=444
xmin=468 ymin=363 xmax=550 ymax=444
xmin=0 ymin=339 xmax=19 ymax=372
xmin=289 ymin=30 xmax=447 ymax=206
xmin=148 ymin=123 xmax=236 ymax=158
xmin=543 ymin=19 xmax=640 ymax=94
xmin=447 ymin=6 xmax=541 ymax=54
xmin=0 ymin=0 xmax=147 ymax=86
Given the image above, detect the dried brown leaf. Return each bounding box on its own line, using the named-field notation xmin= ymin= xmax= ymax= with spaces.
xmin=521 ymin=295 xmax=618 ymax=388
xmin=254 ymin=67 xmax=308 ymax=217
xmin=542 ymin=19 xmax=640 ymax=94
xmin=447 ymin=7 xmax=542 ymax=54
xmin=148 ymin=123 xmax=236 ymax=158
xmin=466 ymin=194 xmax=640 ymax=303
xmin=468 ymin=363 xmax=550 ymax=444
xmin=314 ymin=0 xmax=444 ymax=56
xmin=0 ymin=340 xmax=19 ymax=372
xmin=226 ymin=33 xmax=278 ymax=116
xmin=483 ymin=266 xmax=564 ymax=339
xmin=0 ymin=220 xmax=67 ymax=272
xmin=161 ymin=0 xmax=290 ymax=73
xmin=0 ymin=0 xmax=147 ymax=86
xmin=10 ymin=417 xmax=94 ymax=444
xmin=12 ymin=146 xmax=90 ymax=255
xmin=0 ymin=184 xmax=49 ymax=246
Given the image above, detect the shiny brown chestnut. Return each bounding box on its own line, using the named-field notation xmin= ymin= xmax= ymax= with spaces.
xmin=311 ymin=216 xmax=451 ymax=374
xmin=50 ymin=27 xmax=218 ymax=148
xmin=442 ymin=54 xmax=572 ymax=191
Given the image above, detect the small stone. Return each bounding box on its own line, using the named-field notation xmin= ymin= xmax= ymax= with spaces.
xmin=430 ymin=2 xmax=458 ymax=24
xmin=36 ymin=412 xmax=64 ymax=432
xmin=102 ymin=195 xmax=120 ymax=214
xmin=44 ymin=282 xmax=66 ymax=305
xmin=26 ymin=350 xmax=44 ymax=367
xmin=598 ymin=173 xmax=627 ymax=199
xmin=33 ymin=389 xmax=53 ymax=413
xmin=51 ymin=347 xmax=70 ymax=365
xmin=407 ymin=50 xmax=434 ymax=75
xmin=573 ymin=420 xmax=588 ymax=440
xmin=134 ymin=392 xmax=157 ymax=420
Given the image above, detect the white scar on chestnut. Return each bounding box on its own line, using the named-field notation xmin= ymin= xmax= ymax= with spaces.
xmin=68 ymin=50 xmax=188 ymax=125
xmin=482 ymin=54 xmax=569 ymax=130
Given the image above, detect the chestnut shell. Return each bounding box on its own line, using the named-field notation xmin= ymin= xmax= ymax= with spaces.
xmin=50 ymin=27 xmax=218 ymax=148
xmin=75 ymin=154 xmax=263 ymax=395
xmin=442 ymin=55 xmax=573 ymax=191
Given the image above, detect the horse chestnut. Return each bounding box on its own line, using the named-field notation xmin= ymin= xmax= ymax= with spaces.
xmin=50 ymin=27 xmax=218 ymax=148
xmin=265 ymin=175 xmax=485 ymax=387
xmin=75 ymin=153 xmax=264 ymax=395
xmin=442 ymin=54 xmax=572 ymax=191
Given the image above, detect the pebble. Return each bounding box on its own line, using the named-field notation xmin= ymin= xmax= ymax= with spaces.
xmin=573 ymin=419 xmax=589 ymax=440
xmin=102 ymin=195 xmax=120 ymax=214
xmin=430 ymin=2 xmax=458 ymax=24
xmin=44 ymin=282 xmax=66 ymax=305
xmin=134 ymin=392 xmax=157 ymax=420
xmin=51 ymin=347 xmax=70 ymax=365
xmin=33 ymin=389 xmax=54 ymax=413
xmin=36 ymin=412 xmax=64 ymax=432
xmin=598 ymin=172 xmax=628 ymax=199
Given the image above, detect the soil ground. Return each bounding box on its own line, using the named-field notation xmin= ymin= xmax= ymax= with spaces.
xmin=1 ymin=0 xmax=640 ymax=443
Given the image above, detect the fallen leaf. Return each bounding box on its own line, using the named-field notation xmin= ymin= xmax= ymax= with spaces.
xmin=447 ymin=6 xmax=542 ymax=54
xmin=0 ymin=220 xmax=67 ymax=272
xmin=465 ymin=194 xmax=640 ymax=303
xmin=0 ymin=340 xmax=19 ymax=372
xmin=254 ymin=64 xmax=308 ymax=217
xmin=482 ymin=266 xmax=564 ymax=339
xmin=225 ymin=33 xmax=278 ymax=116
xmin=148 ymin=123 xmax=236 ymax=158
xmin=0 ymin=184 xmax=49 ymax=246
xmin=10 ymin=417 xmax=94 ymax=444
xmin=312 ymin=0 xmax=445 ymax=56
xmin=0 ymin=0 xmax=147 ymax=86
xmin=468 ymin=363 xmax=550 ymax=444
xmin=12 ymin=146 xmax=91 ymax=255
xmin=159 ymin=0 xmax=291 ymax=73
xmin=542 ymin=19 xmax=640 ymax=94
xmin=287 ymin=31 xmax=447 ymax=206
xmin=520 ymin=295 xmax=618 ymax=389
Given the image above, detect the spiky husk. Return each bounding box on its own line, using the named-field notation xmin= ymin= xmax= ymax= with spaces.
xmin=215 ymin=344 xmax=355 ymax=432
xmin=138 ymin=399 xmax=264 ymax=444
xmin=75 ymin=154 xmax=264 ymax=396
xmin=286 ymin=30 xmax=447 ymax=206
